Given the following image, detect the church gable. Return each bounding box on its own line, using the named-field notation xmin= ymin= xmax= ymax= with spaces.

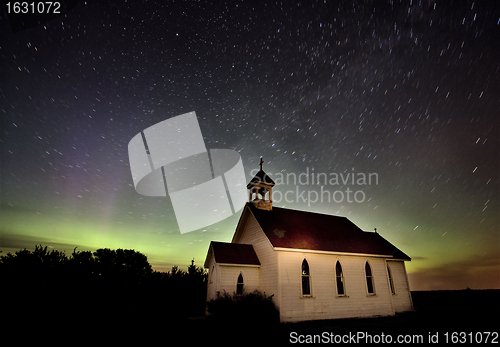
xmin=231 ymin=204 xmax=274 ymax=249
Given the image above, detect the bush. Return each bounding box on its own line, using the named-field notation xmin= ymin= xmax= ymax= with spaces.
xmin=206 ymin=290 xmax=280 ymax=325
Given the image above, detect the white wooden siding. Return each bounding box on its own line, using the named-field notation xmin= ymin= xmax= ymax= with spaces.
xmin=205 ymin=255 xmax=218 ymax=302
xmin=237 ymin=213 xmax=279 ymax=301
xmin=278 ymin=251 xmax=396 ymax=322
xmin=386 ymin=260 xmax=414 ymax=312
xmin=217 ymin=265 xmax=260 ymax=296
xmin=205 ymin=247 xmax=261 ymax=302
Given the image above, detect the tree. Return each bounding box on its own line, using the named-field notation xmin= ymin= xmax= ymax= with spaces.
xmin=0 ymin=245 xmax=208 ymax=316
xmin=0 ymin=245 xmax=71 ymax=308
xmin=92 ymin=248 xmax=152 ymax=285
xmin=0 ymin=245 xmax=68 ymax=284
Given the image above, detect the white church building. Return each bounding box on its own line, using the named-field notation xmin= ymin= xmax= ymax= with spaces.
xmin=204 ymin=162 xmax=413 ymax=322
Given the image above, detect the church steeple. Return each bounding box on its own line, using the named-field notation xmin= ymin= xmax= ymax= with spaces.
xmin=247 ymin=157 xmax=275 ymax=211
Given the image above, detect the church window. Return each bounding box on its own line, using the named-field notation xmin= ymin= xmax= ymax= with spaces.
xmin=335 ymin=261 xmax=346 ymax=296
xmin=236 ymin=273 xmax=244 ymax=295
xmin=365 ymin=262 xmax=375 ymax=294
xmin=301 ymin=259 xmax=311 ymax=296
xmin=387 ymin=264 xmax=395 ymax=294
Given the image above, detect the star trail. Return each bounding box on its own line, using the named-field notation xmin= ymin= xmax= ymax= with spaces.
xmin=1 ymin=0 xmax=498 ymax=290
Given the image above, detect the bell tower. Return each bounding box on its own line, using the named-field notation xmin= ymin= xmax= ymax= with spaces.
xmin=247 ymin=157 xmax=275 ymax=211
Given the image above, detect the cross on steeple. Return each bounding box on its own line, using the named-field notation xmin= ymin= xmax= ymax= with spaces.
xmin=247 ymin=156 xmax=275 ymax=211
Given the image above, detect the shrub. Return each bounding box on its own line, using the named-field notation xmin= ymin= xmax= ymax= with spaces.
xmin=206 ymin=290 xmax=280 ymax=325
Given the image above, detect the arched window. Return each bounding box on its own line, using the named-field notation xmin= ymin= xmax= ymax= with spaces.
xmin=335 ymin=261 xmax=345 ymax=296
xmin=236 ymin=273 xmax=244 ymax=295
xmin=301 ymin=259 xmax=311 ymax=296
xmin=365 ymin=262 xmax=375 ymax=294
xmin=387 ymin=265 xmax=395 ymax=294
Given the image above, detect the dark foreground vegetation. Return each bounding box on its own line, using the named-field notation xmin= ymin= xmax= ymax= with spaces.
xmin=2 ymin=245 xmax=498 ymax=344
xmin=206 ymin=290 xmax=280 ymax=325
xmin=1 ymin=245 xmax=207 ymax=317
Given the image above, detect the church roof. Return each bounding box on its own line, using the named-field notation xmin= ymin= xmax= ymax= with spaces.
xmin=246 ymin=169 xmax=276 ymax=188
xmin=245 ymin=203 xmax=410 ymax=260
xmin=206 ymin=241 xmax=261 ymax=267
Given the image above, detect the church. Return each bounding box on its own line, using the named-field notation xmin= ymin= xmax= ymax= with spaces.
xmin=204 ymin=160 xmax=413 ymax=322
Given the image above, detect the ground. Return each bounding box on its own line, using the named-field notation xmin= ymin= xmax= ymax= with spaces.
xmin=8 ymin=289 xmax=498 ymax=345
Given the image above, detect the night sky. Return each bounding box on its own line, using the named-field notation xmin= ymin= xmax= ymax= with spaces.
xmin=1 ymin=0 xmax=498 ymax=290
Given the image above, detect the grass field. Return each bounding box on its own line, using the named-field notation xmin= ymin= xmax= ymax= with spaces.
xmin=201 ymin=289 xmax=498 ymax=344
xmin=272 ymin=290 xmax=499 ymax=344
xmin=9 ymin=289 xmax=498 ymax=344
